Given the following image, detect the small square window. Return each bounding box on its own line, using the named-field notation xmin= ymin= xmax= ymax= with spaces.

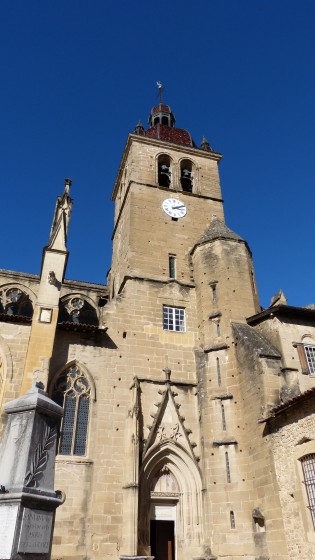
xmin=163 ymin=306 xmax=186 ymax=332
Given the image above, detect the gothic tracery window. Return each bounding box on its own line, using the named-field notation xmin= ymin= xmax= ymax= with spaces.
xmin=52 ymin=364 xmax=91 ymax=456
xmin=0 ymin=287 xmax=33 ymax=318
xmin=58 ymin=296 xmax=98 ymax=326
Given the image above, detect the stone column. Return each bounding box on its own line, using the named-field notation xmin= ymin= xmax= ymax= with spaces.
xmin=121 ymin=377 xmax=140 ymax=555
xmin=0 ymin=382 xmax=64 ymax=559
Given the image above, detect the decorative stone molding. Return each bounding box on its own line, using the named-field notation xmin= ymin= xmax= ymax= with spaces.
xmin=204 ymin=343 xmax=229 ymax=353
xmin=209 ymin=311 xmax=222 ymax=319
xmin=157 ymin=423 xmax=182 ymax=441
xmin=211 ymin=392 xmax=233 ymax=400
xmin=212 ymin=438 xmax=238 ymax=446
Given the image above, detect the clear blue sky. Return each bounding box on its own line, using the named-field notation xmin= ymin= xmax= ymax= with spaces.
xmin=0 ymin=0 xmax=314 ymax=309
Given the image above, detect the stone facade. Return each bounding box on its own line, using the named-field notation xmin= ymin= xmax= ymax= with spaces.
xmin=0 ymin=100 xmax=315 ymax=560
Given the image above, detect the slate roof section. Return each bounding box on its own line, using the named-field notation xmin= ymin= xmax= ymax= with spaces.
xmin=191 ymin=219 xmax=245 ymax=255
xmin=259 ymin=386 xmax=315 ymax=422
xmin=232 ymin=322 xmax=281 ymax=359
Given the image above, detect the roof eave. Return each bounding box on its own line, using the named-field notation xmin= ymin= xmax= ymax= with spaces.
xmin=247 ymin=305 xmax=315 ymax=326
xmin=258 ymin=386 xmax=315 ymax=423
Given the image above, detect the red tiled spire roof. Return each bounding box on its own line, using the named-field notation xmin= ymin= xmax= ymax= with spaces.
xmin=134 ymin=100 xmax=216 ymax=150
xmin=145 ymin=124 xmax=194 ymax=147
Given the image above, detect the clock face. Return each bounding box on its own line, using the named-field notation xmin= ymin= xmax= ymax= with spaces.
xmin=162 ymin=198 xmax=187 ymax=219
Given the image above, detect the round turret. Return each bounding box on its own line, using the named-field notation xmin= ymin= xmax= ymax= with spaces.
xmin=148 ymin=103 xmax=175 ymax=127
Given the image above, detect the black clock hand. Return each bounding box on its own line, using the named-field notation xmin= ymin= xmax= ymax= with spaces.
xmin=172 ymin=205 xmax=185 ymax=209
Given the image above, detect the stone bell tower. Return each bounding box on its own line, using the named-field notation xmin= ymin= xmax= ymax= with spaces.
xmin=105 ymin=93 xmax=266 ymax=560
xmin=109 ymin=101 xmax=224 ymax=298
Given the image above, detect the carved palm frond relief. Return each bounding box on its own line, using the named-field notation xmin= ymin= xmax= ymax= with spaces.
xmin=24 ymin=424 xmax=57 ymax=488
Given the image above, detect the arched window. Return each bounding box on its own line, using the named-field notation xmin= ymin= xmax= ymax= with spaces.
xmin=157 ymin=154 xmax=172 ymax=188
xmin=180 ymin=159 xmax=194 ymax=193
xmin=58 ymin=296 xmax=98 ymax=326
xmin=0 ymin=287 xmax=33 ymax=318
xmin=52 ymin=364 xmax=91 ymax=456
xmin=300 ymin=454 xmax=315 ymax=528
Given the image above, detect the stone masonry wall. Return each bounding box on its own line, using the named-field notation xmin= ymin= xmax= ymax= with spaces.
xmin=268 ymin=399 xmax=315 ymax=560
xmin=50 ymin=277 xmax=201 ymax=560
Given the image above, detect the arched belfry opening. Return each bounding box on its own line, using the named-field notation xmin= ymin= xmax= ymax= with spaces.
xmin=180 ymin=159 xmax=194 ymax=193
xmin=157 ymin=154 xmax=172 ymax=188
xmin=138 ymin=442 xmax=203 ymax=560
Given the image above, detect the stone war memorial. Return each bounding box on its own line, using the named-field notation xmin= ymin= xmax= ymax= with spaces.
xmin=0 ymin=382 xmax=64 ymax=559
xmin=0 ymin=92 xmax=315 ymax=560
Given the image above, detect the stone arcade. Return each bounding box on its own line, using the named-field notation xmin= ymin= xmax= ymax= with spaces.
xmin=0 ymin=98 xmax=315 ymax=560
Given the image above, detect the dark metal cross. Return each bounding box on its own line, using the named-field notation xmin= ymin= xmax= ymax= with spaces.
xmin=157 ymin=81 xmax=163 ymax=103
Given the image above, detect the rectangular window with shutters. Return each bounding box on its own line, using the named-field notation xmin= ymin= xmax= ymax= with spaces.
xmin=297 ymin=344 xmax=315 ymax=375
xmin=305 ymin=346 xmax=315 ymax=374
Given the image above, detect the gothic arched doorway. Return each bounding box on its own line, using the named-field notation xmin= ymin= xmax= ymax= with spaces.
xmin=150 ymin=466 xmax=179 ymax=560
xmin=138 ymin=441 xmax=203 ymax=560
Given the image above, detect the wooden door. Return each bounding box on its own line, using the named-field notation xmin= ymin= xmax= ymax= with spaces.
xmin=150 ymin=520 xmax=175 ymax=560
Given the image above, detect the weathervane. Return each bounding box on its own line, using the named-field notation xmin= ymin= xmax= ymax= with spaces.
xmin=156 ymin=81 xmax=163 ymax=103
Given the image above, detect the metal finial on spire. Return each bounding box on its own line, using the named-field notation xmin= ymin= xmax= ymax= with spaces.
xmin=200 ymin=136 xmax=213 ymax=152
xmin=134 ymin=120 xmax=144 ymax=135
xmin=156 ymin=81 xmax=163 ymax=103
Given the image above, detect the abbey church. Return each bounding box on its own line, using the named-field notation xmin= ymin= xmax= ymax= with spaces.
xmin=0 ymin=98 xmax=315 ymax=560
